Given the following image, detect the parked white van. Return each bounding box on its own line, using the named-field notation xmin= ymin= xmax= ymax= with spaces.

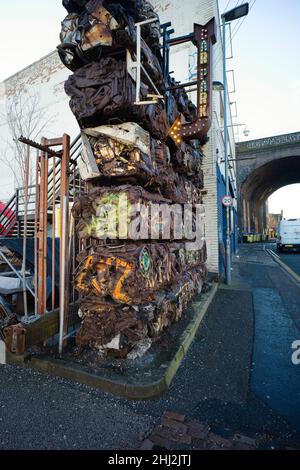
xmin=277 ymin=219 xmax=300 ymax=252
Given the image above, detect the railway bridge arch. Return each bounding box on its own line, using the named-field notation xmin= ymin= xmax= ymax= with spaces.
xmin=236 ymin=132 xmax=300 ymax=233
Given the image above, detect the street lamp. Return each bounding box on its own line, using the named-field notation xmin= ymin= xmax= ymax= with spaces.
xmin=212 ymin=80 xmax=225 ymax=91
xmin=222 ymin=3 xmax=249 ymax=285
xmin=220 ymin=123 xmax=251 ymax=137
xmin=223 ymin=3 xmax=249 ymax=22
xmin=243 ymin=126 xmax=250 ymax=137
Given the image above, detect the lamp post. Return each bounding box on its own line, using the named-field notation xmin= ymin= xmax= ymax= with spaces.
xmin=221 ymin=3 xmax=249 ymax=285
xmin=221 ymin=123 xmax=250 ymax=137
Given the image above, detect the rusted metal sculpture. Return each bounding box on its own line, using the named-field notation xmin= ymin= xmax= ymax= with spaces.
xmin=74 ymin=243 xmax=206 ymax=303
xmin=76 ymin=266 xmax=206 ymax=357
xmin=78 ymin=125 xmax=204 ymax=198
xmin=58 ymin=0 xmax=215 ymax=358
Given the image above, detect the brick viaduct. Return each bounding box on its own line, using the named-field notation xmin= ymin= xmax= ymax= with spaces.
xmin=236 ymin=131 xmax=300 ymax=233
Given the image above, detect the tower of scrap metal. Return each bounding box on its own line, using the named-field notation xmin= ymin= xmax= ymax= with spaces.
xmin=58 ymin=0 xmax=215 ymax=358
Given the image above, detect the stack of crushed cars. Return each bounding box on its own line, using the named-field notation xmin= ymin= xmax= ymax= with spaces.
xmin=59 ymin=0 xmax=208 ymax=358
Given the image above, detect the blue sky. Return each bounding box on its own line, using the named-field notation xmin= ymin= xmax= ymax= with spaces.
xmin=0 ymin=0 xmax=299 ymax=217
xmin=219 ymin=0 xmax=300 ymax=139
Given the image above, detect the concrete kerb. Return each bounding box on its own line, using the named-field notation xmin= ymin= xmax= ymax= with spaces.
xmin=266 ymin=248 xmax=300 ymax=286
xmin=7 ymin=283 xmax=218 ymax=399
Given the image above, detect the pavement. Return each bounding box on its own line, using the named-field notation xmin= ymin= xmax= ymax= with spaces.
xmin=0 ymin=243 xmax=300 ymax=450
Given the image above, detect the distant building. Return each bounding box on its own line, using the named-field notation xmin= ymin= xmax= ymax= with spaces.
xmin=0 ymin=0 xmax=237 ymax=277
xmin=268 ymin=211 xmax=283 ymax=232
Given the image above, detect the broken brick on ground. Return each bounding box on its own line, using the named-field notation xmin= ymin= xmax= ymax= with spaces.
xmin=140 ymin=411 xmax=292 ymax=450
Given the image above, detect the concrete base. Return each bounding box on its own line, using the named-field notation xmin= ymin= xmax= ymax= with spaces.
xmin=7 ymin=284 xmax=218 ymax=399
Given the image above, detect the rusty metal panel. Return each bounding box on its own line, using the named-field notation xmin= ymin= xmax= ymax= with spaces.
xmin=74 ymin=242 xmax=207 ymax=305
xmin=71 ymin=184 xmax=203 ymax=243
xmin=84 ymin=122 xmax=151 ymax=154
xmin=4 ymin=324 xmax=26 ymax=356
xmin=79 ymin=127 xmax=159 ymax=181
xmin=60 ymin=0 xmax=162 ymax=77
xmin=72 ymin=185 xmax=173 ymax=240
xmin=78 ymin=130 xmax=203 ymax=201
xmin=64 ymin=58 xmax=168 ymax=141
xmin=76 ymin=265 xmax=207 ymax=357
xmin=171 ymin=142 xmax=204 ymax=182
xmin=81 ymin=11 xmax=118 ymax=51
xmin=78 ymin=132 xmax=101 ymax=180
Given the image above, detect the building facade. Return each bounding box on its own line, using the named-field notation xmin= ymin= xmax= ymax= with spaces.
xmin=267 ymin=211 xmax=283 ymax=233
xmin=0 ymin=0 xmax=237 ymax=276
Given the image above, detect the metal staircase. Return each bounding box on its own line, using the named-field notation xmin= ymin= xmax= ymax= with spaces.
xmin=0 ymin=135 xmax=83 ymax=239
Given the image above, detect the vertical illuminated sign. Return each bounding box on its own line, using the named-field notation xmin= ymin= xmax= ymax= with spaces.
xmin=168 ymin=18 xmax=216 ymax=144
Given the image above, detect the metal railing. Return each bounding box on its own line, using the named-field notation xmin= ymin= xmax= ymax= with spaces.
xmin=0 ymin=134 xmax=82 ymax=238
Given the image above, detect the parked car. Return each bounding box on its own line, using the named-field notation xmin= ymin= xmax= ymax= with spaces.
xmin=277 ymin=219 xmax=300 ymax=252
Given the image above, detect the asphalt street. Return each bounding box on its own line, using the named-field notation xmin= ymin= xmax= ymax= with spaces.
xmin=237 ymin=244 xmax=300 ymax=433
xmin=276 ymin=247 xmax=300 ymax=277
xmin=0 ymin=243 xmax=299 ymax=450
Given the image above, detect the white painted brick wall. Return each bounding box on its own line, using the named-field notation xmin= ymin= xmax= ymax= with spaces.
xmin=0 ymin=52 xmax=78 ymax=200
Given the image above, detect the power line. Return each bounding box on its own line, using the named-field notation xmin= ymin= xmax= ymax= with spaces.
xmin=224 ymin=0 xmax=249 ymax=51
xmin=228 ymin=3 xmax=247 ymax=38
xmin=214 ymin=9 xmax=243 ymax=65
xmin=230 ymin=0 xmax=257 ymax=39
xmin=234 ymin=0 xmax=242 ymax=8
xmin=227 ymin=0 xmax=258 ymax=133
xmin=214 ymin=0 xmax=256 ymax=66
xmin=223 ymin=0 xmax=243 ymax=14
xmin=231 ymin=0 xmax=257 ymax=41
xmin=223 ymin=0 xmax=232 ymax=12
xmin=211 ymin=0 xmax=257 ymax=129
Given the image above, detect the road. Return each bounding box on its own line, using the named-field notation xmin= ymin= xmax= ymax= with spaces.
xmin=236 ymin=243 xmax=300 ymax=434
xmin=272 ymin=244 xmax=300 ymax=277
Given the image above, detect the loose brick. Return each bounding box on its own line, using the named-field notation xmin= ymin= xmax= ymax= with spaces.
xmin=233 ymin=434 xmax=257 ymax=448
xmin=208 ymin=433 xmax=232 ymax=449
xmin=187 ymin=420 xmax=210 ymax=440
xmin=164 ymin=411 xmax=186 ymax=423
xmin=156 ymin=424 xmax=192 ymax=445
xmin=192 ymin=437 xmax=207 ymax=450
xmin=155 ymin=425 xmax=176 ymax=440
xmin=140 ymin=439 xmax=154 ymax=450
xmin=151 ymin=434 xmax=173 ymax=450
xmin=207 ymin=443 xmax=226 ymax=451
xmin=162 ymin=418 xmax=188 ymax=435
xmin=171 ymin=433 xmax=192 ymax=445
xmin=232 ymin=443 xmax=256 ymax=451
